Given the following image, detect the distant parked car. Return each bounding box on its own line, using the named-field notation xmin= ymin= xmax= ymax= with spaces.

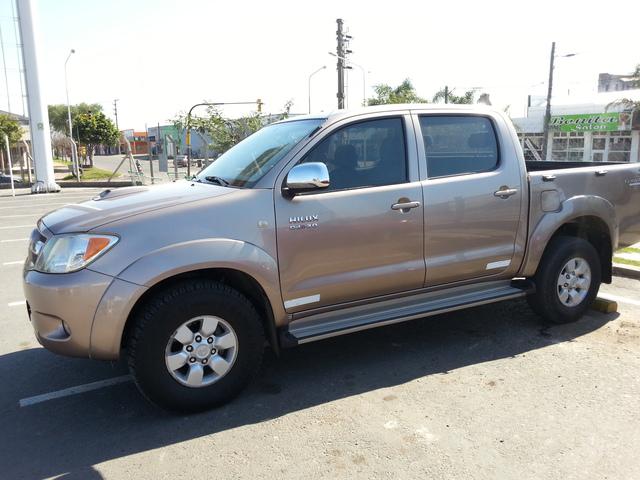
xmin=0 ymin=173 xmax=23 ymax=184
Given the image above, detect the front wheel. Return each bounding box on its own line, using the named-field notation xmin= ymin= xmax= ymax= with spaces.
xmin=527 ymin=236 xmax=601 ymax=324
xmin=127 ymin=280 xmax=265 ymax=412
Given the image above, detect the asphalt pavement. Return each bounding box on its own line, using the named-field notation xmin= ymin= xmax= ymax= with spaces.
xmin=1 ymin=187 xmax=639 ymax=479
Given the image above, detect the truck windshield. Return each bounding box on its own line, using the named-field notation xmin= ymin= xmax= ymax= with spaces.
xmin=195 ymin=118 xmax=324 ymax=188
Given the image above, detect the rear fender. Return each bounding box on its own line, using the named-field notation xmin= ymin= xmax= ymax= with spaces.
xmin=521 ymin=195 xmax=617 ymax=278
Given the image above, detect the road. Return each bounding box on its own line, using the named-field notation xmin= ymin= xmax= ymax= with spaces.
xmin=1 ymin=187 xmax=640 ymax=479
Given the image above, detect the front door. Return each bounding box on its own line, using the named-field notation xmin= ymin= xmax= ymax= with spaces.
xmin=415 ymin=114 xmax=524 ymax=286
xmin=275 ymin=115 xmax=425 ymax=313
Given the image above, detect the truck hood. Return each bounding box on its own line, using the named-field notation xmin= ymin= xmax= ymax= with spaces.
xmin=40 ymin=181 xmax=234 ymax=234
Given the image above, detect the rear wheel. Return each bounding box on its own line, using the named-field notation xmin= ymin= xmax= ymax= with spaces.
xmin=127 ymin=280 xmax=264 ymax=412
xmin=527 ymin=236 xmax=601 ymax=324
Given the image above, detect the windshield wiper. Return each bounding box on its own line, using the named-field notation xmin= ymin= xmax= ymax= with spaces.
xmin=203 ymin=176 xmax=231 ymax=187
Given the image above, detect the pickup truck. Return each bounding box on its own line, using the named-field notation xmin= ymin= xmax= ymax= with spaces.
xmin=23 ymin=105 xmax=640 ymax=411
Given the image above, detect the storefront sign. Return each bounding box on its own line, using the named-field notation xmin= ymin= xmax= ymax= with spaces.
xmin=549 ymin=112 xmax=631 ymax=132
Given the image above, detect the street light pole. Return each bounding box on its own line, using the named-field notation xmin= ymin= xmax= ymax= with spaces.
xmin=308 ymin=66 xmax=326 ymax=114
xmin=64 ymin=48 xmax=79 ymax=180
xmin=541 ymin=42 xmax=555 ymax=161
xmin=541 ymin=43 xmax=577 ymax=161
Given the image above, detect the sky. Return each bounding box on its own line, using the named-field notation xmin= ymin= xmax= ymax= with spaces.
xmin=0 ymin=0 xmax=638 ymax=130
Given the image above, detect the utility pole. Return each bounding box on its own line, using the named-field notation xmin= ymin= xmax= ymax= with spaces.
xmin=113 ymin=99 xmax=119 ymax=130
xmin=542 ymin=41 xmax=556 ymax=161
xmin=113 ymin=99 xmax=120 ymax=154
xmin=336 ymin=19 xmax=344 ymax=109
xmin=335 ymin=19 xmax=352 ymax=109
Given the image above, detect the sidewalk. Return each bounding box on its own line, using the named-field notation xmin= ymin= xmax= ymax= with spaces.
xmin=614 ymin=242 xmax=640 ymax=263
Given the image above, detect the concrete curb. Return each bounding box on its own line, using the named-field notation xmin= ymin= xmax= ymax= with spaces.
xmin=612 ymin=263 xmax=640 ymax=281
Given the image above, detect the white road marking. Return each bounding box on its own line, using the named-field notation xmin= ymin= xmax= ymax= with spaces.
xmin=0 ymin=224 xmax=33 ymax=229
xmin=18 ymin=375 xmax=133 ymax=407
xmin=8 ymin=300 xmax=26 ymax=307
xmin=598 ymin=293 xmax=640 ymax=307
xmin=0 ymin=202 xmax=70 ymax=210
xmin=0 ymin=196 xmax=92 ymax=203
xmin=2 ymin=260 xmax=24 ymax=266
xmin=0 ymin=238 xmax=29 ymax=243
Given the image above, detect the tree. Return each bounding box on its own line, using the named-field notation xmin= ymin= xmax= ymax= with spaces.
xmin=0 ymin=114 xmax=22 ymax=172
xmin=0 ymin=113 xmax=22 ymax=143
xmin=48 ymin=103 xmax=104 ymax=135
xmin=173 ymin=108 xmax=263 ymax=157
xmin=51 ymin=131 xmax=73 ymax=160
xmin=74 ymin=111 xmax=119 ymax=166
xmin=367 ymin=79 xmax=428 ymax=105
xmin=432 ymin=87 xmax=476 ymax=104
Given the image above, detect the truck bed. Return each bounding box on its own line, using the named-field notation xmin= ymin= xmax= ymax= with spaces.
xmin=525 ymin=161 xmax=625 ymax=172
xmin=526 ymin=161 xmax=640 ymax=248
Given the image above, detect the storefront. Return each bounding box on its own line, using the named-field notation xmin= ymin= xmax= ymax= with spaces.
xmin=512 ymin=103 xmax=640 ymax=163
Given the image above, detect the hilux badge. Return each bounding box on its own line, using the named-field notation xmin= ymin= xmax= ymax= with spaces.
xmin=289 ymin=214 xmax=319 ymax=230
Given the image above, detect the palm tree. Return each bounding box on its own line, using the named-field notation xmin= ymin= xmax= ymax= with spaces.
xmin=432 ymin=87 xmax=476 ymax=104
xmin=366 ymin=79 xmax=428 ymax=106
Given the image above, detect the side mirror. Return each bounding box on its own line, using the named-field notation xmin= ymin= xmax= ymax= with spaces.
xmin=284 ymin=162 xmax=330 ymax=195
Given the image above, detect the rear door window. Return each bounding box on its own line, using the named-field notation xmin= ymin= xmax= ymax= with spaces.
xmin=419 ymin=116 xmax=499 ymax=178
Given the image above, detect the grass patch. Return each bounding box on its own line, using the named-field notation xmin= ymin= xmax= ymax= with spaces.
xmin=613 ymin=256 xmax=640 ymax=268
xmin=616 ymin=247 xmax=640 ymax=255
xmin=63 ymin=167 xmax=118 ymax=181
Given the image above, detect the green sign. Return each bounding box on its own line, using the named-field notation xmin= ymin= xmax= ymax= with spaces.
xmin=549 ymin=112 xmax=631 ymax=132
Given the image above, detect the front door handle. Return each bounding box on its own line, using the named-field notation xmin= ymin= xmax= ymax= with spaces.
xmin=391 ymin=201 xmax=421 ymax=212
xmin=493 ymin=187 xmax=518 ymax=199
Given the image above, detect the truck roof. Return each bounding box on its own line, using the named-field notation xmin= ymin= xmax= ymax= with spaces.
xmin=276 ymin=103 xmax=498 ymax=125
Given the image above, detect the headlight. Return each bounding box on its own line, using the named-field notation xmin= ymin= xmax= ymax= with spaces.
xmin=34 ymin=234 xmax=118 ymax=273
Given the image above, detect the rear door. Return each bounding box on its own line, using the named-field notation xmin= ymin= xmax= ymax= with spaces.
xmin=415 ymin=113 xmax=525 ymax=286
xmin=274 ymin=113 xmax=425 ymax=313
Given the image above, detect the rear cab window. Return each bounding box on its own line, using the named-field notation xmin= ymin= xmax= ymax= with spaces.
xmin=419 ymin=116 xmax=499 ymax=178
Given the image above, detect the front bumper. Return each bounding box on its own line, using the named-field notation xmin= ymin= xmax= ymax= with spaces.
xmin=23 ymin=269 xmax=115 ymax=358
xmin=23 ymin=268 xmax=149 ymax=360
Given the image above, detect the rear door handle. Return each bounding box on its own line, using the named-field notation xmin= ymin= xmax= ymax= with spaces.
xmin=494 ymin=187 xmax=518 ymax=199
xmin=391 ymin=201 xmax=421 ymax=212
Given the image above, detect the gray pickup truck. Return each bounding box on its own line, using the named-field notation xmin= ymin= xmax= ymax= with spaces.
xmin=23 ymin=105 xmax=640 ymax=411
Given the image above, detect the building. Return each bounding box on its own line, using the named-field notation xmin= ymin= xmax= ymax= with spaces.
xmin=119 ymin=130 xmax=148 ymax=155
xmin=511 ymin=89 xmax=640 ymax=163
xmin=598 ymin=73 xmax=638 ymax=93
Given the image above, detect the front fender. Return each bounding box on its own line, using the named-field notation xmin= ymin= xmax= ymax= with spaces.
xmin=520 ymin=195 xmax=618 ymax=278
xmin=89 ymin=239 xmax=285 ymax=359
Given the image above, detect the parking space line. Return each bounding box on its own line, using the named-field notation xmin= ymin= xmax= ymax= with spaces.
xmin=0 ymin=238 xmax=29 ymax=243
xmin=8 ymin=300 xmax=25 ymax=307
xmin=598 ymin=293 xmax=640 ymax=307
xmin=2 ymin=260 xmax=24 ymax=266
xmin=19 ymin=375 xmax=132 ymax=407
xmin=0 ymin=225 xmax=33 ymax=230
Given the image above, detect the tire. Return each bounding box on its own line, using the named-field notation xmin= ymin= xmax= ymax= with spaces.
xmin=127 ymin=279 xmax=265 ymax=412
xmin=527 ymin=236 xmax=601 ymax=324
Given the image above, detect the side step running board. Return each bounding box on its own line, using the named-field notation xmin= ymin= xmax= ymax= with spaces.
xmin=281 ymin=280 xmax=534 ymax=347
